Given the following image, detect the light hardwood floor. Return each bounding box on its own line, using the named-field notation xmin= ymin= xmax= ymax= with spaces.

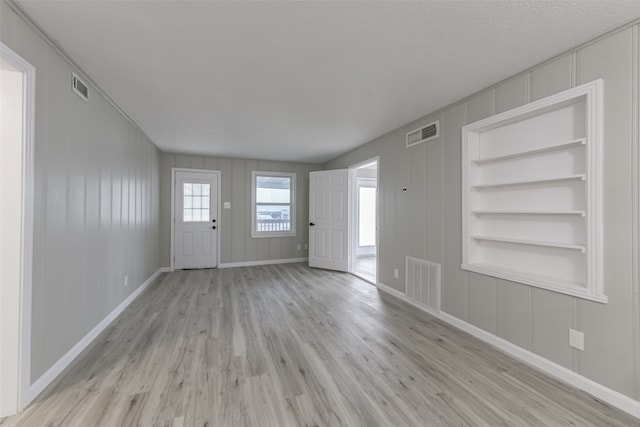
xmin=2 ymin=263 xmax=638 ymax=426
xmin=354 ymin=255 xmax=376 ymax=283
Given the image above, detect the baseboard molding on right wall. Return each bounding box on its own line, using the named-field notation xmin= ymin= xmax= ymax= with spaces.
xmin=376 ymin=281 xmax=640 ymax=419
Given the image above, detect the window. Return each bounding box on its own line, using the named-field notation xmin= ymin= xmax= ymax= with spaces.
xmin=251 ymin=171 xmax=296 ymax=238
xmin=183 ymin=182 xmax=210 ymax=222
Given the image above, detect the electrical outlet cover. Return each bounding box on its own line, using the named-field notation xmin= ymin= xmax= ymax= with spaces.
xmin=569 ymin=329 xmax=584 ymax=351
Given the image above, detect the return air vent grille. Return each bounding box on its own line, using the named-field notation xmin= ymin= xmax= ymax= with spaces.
xmin=72 ymin=72 xmax=89 ymax=101
xmin=406 ymin=120 xmax=439 ymax=147
xmin=406 ymin=256 xmax=441 ymax=311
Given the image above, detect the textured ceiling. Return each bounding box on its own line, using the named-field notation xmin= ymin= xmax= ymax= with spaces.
xmin=15 ymin=1 xmax=640 ymax=163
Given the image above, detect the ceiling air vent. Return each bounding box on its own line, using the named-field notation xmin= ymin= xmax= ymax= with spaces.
xmin=406 ymin=120 xmax=439 ymax=147
xmin=72 ymin=72 xmax=89 ymax=102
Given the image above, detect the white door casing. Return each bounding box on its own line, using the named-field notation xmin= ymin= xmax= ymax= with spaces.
xmin=174 ymin=170 xmax=218 ymax=269
xmin=0 ymin=42 xmax=35 ymax=416
xmin=309 ymin=170 xmax=349 ymax=271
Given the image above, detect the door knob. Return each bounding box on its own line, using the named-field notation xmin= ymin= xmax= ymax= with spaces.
xmin=212 ymin=226 xmax=217 ymax=230
xmin=212 ymin=219 xmax=216 ymax=223
xmin=309 ymin=222 xmax=315 ymax=226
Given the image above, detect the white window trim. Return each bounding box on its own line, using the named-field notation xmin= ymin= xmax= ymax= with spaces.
xmin=251 ymin=171 xmax=296 ymax=238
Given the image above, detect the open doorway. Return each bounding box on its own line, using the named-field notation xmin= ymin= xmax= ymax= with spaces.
xmin=350 ymin=158 xmax=378 ymax=284
xmin=0 ymin=42 xmax=35 ymax=416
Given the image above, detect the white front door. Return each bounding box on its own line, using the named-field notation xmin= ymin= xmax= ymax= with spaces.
xmin=174 ymin=171 xmax=218 ymax=269
xmin=309 ymin=169 xmax=349 ymax=271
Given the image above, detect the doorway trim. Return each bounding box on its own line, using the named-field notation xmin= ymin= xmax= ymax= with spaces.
xmin=0 ymin=42 xmax=36 ymax=416
xmin=170 ymin=168 xmax=221 ymax=271
xmin=348 ymin=157 xmax=379 ymax=284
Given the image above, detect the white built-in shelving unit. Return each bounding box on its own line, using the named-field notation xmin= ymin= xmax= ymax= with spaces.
xmin=462 ymin=79 xmax=606 ymax=303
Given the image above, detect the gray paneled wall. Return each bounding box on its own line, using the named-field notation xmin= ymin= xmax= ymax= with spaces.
xmin=325 ymin=23 xmax=640 ymax=400
xmin=159 ymin=153 xmax=321 ymax=267
xmin=1 ymin=2 xmax=161 ymax=381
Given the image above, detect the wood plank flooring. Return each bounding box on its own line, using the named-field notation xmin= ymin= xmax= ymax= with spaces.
xmin=1 ymin=263 xmax=638 ymax=426
xmin=354 ymin=256 xmax=376 ymax=283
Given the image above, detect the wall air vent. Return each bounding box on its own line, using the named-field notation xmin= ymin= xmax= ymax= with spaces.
xmin=406 ymin=256 xmax=441 ymax=311
xmin=406 ymin=120 xmax=439 ymax=147
xmin=72 ymin=72 xmax=89 ymax=101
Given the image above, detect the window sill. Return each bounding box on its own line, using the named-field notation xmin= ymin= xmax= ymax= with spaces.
xmin=251 ymin=232 xmax=297 ymax=239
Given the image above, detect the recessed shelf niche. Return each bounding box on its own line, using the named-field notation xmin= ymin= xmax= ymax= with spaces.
xmin=462 ymin=79 xmax=605 ymax=303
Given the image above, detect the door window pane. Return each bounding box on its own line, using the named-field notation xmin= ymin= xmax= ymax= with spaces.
xmin=183 ymin=182 xmax=210 ymax=222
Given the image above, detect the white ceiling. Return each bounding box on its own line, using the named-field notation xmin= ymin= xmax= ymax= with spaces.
xmin=15 ymin=1 xmax=640 ymax=163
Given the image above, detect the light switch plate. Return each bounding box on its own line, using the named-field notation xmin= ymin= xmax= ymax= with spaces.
xmin=223 ymin=202 xmax=231 ymax=209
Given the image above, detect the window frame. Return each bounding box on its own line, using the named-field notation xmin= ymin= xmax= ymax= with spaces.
xmin=251 ymin=171 xmax=296 ymax=238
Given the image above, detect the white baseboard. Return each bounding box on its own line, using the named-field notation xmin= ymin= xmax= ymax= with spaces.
xmin=218 ymin=257 xmax=308 ymax=268
xmin=159 ymin=267 xmax=172 ymax=273
xmin=376 ymin=281 xmax=640 ymax=420
xmin=27 ymin=268 xmax=163 ymax=403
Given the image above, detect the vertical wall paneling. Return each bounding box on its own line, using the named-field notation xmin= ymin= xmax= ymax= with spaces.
xmin=324 ymin=20 xmax=640 ymax=404
xmin=494 ymin=74 xmax=529 ymax=114
xmin=495 ymin=279 xmax=529 ymax=349
xmin=633 ymin=23 xmax=640 ymax=401
xmin=577 ymin=28 xmax=635 ymax=396
xmin=0 ymin=2 xmax=161 ymax=382
xmin=231 ymin=159 xmax=246 ymax=263
xmin=158 ymin=153 xmax=321 ymax=267
xmin=531 ymin=56 xmax=572 ymax=101
xmin=630 ymin=24 xmax=640 ymax=400
xmin=466 ymin=90 xmax=494 ymax=123
xmin=572 ymin=297 xmax=580 ymax=372
xmin=408 ymin=133 xmax=427 ymax=260
xmin=441 ymin=103 xmax=468 ymax=319
xmin=425 ymin=115 xmax=444 ymax=265
xmin=531 ymin=289 xmax=574 ymax=369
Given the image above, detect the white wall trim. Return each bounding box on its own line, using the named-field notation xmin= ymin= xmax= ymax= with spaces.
xmin=159 ymin=267 xmax=173 ymax=273
xmin=376 ymin=281 xmax=640 ymax=419
xmin=218 ymin=257 xmax=308 ymax=269
xmin=27 ymin=268 xmax=163 ymax=403
xmin=377 ymin=282 xmax=439 ymax=315
xmin=632 ymin=23 xmax=640 ymax=401
xmin=0 ymin=41 xmax=36 ymax=417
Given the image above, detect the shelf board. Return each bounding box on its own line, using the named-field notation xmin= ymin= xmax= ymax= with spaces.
xmin=471 ymin=138 xmax=586 ymax=165
xmin=471 ymin=210 xmax=586 ymax=217
xmin=461 ymin=262 xmax=606 ymax=304
xmin=470 ymin=235 xmax=586 ymax=253
xmin=470 ymin=174 xmax=585 ymax=190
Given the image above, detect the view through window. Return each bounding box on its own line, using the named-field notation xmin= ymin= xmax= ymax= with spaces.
xmin=252 ymin=172 xmax=296 ymax=237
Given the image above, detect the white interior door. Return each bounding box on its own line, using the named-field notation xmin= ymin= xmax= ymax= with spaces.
xmin=309 ymin=169 xmax=348 ymax=271
xmin=174 ymin=170 xmax=218 ymax=269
